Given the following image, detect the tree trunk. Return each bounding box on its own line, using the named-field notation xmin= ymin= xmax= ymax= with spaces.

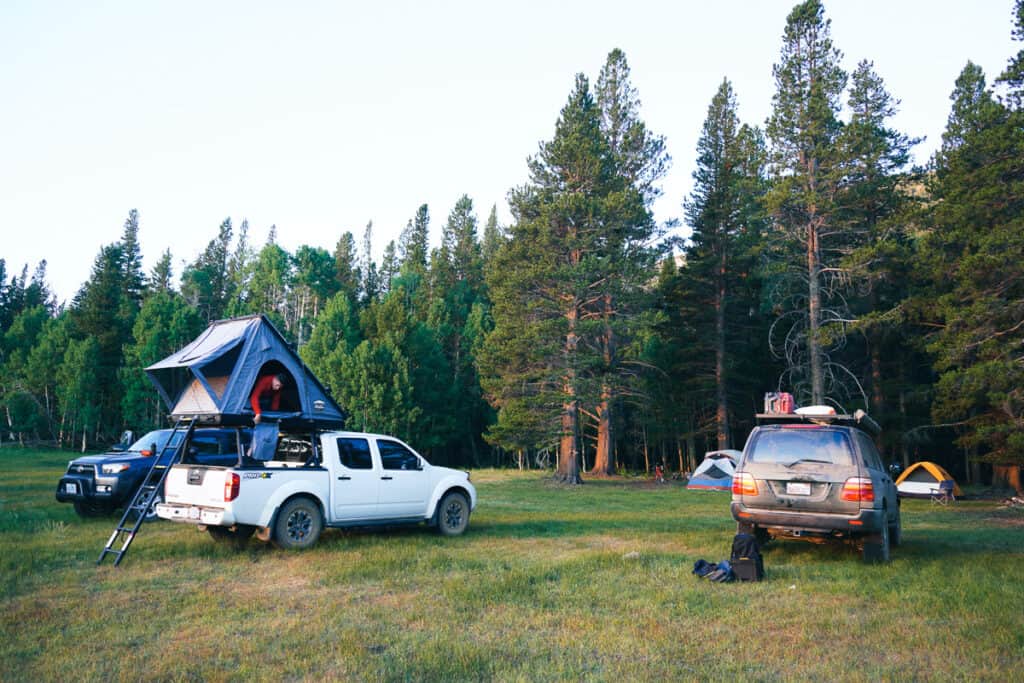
xmin=715 ymin=249 xmax=730 ymax=450
xmin=557 ymin=301 xmax=582 ymax=485
xmin=556 ymin=401 xmax=582 ymax=483
xmin=807 ymin=220 xmax=824 ymax=404
xmin=592 ymin=391 xmax=614 ymax=475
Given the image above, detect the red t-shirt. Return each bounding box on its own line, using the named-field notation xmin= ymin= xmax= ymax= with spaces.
xmin=250 ymin=375 xmax=282 ymax=415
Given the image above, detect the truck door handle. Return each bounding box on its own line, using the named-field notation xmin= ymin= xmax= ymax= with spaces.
xmin=337 ymin=476 xmax=351 ymax=481
xmin=381 ymin=476 xmax=393 ymax=480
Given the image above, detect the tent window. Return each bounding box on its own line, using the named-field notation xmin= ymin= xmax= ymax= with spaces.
xmin=252 ymin=361 xmax=300 ymax=413
xmin=704 ymin=465 xmax=728 ymax=479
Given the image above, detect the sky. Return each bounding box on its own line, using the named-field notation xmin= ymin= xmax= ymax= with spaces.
xmin=1 ymin=0 xmax=1018 ymax=305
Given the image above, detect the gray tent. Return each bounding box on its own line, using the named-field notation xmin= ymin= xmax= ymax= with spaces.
xmin=146 ymin=314 xmax=345 ymax=429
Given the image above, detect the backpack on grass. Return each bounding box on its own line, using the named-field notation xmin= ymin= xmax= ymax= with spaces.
xmin=730 ymin=532 xmax=764 ymax=582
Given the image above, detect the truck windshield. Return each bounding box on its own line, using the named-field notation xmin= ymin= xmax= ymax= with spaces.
xmin=126 ymin=430 xmax=184 ymax=454
xmin=747 ymin=428 xmax=853 ymax=466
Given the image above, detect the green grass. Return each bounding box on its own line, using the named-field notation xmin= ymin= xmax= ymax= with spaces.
xmin=1 ymin=447 xmax=1022 ymax=682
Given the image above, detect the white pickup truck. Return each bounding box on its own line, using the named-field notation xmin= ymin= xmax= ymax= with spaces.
xmin=155 ymin=430 xmax=476 ymax=549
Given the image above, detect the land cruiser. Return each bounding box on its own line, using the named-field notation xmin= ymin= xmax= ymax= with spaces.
xmin=730 ymin=408 xmax=900 ymax=562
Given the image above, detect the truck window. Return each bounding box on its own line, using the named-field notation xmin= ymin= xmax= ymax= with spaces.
xmin=378 ymin=440 xmax=421 ymax=471
xmin=337 ymin=438 xmax=373 ymax=470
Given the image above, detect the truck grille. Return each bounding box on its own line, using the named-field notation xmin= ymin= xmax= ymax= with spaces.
xmin=67 ymin=463 xmax=95 ymax=475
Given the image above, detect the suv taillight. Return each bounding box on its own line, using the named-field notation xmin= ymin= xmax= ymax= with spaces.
xmin=841 ymin=477 xmax=874 ymax=502
xmin=224 ymin=473 xmax=240 ymax=502
xmin=732 ymin=472 xmax=758 ymax=496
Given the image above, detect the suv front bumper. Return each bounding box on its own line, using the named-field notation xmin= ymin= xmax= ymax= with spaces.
xmin=731 ymin=501 xmax=885 ymax=536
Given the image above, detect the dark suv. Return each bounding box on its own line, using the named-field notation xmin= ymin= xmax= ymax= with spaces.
xmin=56 ymin=428 xmax=249 ymax=519
xmin=730 ymin=411 xmax=900 ymax=562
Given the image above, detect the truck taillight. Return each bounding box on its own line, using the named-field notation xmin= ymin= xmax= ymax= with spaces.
xmin=841 ymin=477 xmax=874 ymax=502
xmin=732 ymin=472 xmax=758 ymax=496
xmin=224 ymin=473 xmax=240 ymax=502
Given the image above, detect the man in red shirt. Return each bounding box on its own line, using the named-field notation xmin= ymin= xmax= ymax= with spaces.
xmin=250 ymin=373 xmax=285 ymax=423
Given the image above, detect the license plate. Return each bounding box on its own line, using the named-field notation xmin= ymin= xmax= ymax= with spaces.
xmin=188 ymin=507 xmax=201 ymax=520
xmin=787 ymin=482 xmax=812 ymax=496
xmin=65 ymin=483 xmax=78 ymax=494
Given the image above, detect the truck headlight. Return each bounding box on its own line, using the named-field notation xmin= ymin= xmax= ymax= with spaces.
xmin=101 ymin=463 xmax=130 ymax=474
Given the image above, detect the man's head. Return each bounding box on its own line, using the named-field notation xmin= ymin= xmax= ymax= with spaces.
xmin=271 ymin=374 xmax=285 ymax=391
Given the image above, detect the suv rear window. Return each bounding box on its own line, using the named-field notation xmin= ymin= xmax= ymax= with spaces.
xmin=746 ymin=428 xmax=854 ymax=466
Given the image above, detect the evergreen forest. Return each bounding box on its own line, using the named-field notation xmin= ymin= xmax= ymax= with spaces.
xmin=2 ymin=0 xmax=1022 ymax=492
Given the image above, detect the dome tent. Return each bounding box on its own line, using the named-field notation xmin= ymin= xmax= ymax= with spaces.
xmin=145 ymin=314 xmax=345 ymax=430
xmin=895 ymin=461 xmax=963 ymax=498
xmin=687 ymin=450 xmax=741 ymax=491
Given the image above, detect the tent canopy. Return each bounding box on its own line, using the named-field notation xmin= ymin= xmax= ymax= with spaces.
xmin=895 ymin=461 xmax=963 ymax=498
xmin=146 ymin=314 xmax=345 ymax=429
xmin=687 ymin=450 xmax=740 ymax=491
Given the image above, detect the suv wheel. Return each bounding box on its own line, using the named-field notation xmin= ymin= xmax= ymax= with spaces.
xmin=135 ymin=488 xmax=163 ymax=522
xmin=888 ymin=510 xmax=902 ymax=547
xmin=862 ymin=519 xmax=891 ymax=563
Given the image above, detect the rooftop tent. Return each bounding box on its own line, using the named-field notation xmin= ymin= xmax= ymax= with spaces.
xmin=145 ymin=314 xmax=345 ymax=429
xmin=687 ymin=450 xmax=741 ymax=491
xmin=895 ymin=461 xmax=963 ymax=498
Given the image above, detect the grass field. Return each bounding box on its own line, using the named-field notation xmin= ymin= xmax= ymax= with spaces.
xmin=1 ymin=447 xmax=1022 ymax=682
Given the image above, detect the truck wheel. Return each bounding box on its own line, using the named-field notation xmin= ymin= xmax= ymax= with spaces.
xmin=208 ymin=524 xmax=256 ymax=549
xmin=73 ymin=501 xmax=111 ymax=518
xmin=435 ymin=491 xmax=470 ymax=537
xmin=273 ymin=498 xmax=322 ymax=550
xmin=862 ymin=520 xmax=891 ymax=563
xmin=135 ymin=488 xmax=163 ymax=521
xmin=889 ymin=510 xmax=902 ymax=547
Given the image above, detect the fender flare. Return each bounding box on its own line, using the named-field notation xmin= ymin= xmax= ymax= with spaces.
xmin=256 ymin=483 xmax=327 ymax=528
xmin=425 ymin=478 xmax=474 ymax=522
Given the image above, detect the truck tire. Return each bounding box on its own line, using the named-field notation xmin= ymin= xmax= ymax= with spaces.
xmin=273 ymin=497 xmax=322 ymax=550
xmin=208 ymin=524 xmax=256 ymax=549
xmin=435 ymin=491 xmax=470 ymax=537
xmin=861 ymin=519 xmax=891 ymax=563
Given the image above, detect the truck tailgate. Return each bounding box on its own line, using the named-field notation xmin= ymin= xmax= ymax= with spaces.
xmin=164 ymin=464 xmax=229 ymax=507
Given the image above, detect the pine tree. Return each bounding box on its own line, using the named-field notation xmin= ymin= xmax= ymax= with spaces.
xmin=150 ymin=249 xmax=175 ymax=294
xmin=120 ymin=292 xmax=203 ymax=431
xmin=482 ymin=74 xmax=638 ymax=483
xmin=399 ymin=204 xmax=430 ymax=275
xmin=481 ymin=204 xmax=505 ymax=267
xmin=583 ymin=49 xmax=667 ymax=474
xmin=682 ymin=79 xmax=769 ymax=450
xmin=837 ymin=61 xmax=920 ymax=439
xmin=920 ymin=29 xmax=1024 ymax=491
xmin=182 ymin=218 xmax=233 ymax=322
xmin=333 ymin=231 xmax=361 ymax=303
xmin=360 ymin=221 xmax=379 ymax=306
xmin=765 ymin=0 xmax=848 ymax=405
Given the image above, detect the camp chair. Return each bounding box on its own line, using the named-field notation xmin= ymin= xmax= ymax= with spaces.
xmin=930 ymin=479 xmax=956 ymax=505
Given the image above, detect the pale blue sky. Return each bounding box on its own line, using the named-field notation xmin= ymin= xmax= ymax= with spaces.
xmin=1 ymin=0 xmax=1017 ymax=303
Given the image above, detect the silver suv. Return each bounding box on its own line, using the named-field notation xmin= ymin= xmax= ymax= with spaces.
xmin=730 ymin=411 xmax=900 ymax=562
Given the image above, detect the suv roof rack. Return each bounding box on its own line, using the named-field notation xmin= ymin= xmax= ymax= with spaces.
xmin=755 ymin=409 xmax=881 ymax=436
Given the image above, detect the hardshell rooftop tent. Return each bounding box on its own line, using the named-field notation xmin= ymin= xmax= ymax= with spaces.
xmin=687 ymin=450 xmax=740 ymax=491
xmin=145 ymin=314 xmax=345 ymax=430
xmin=895 ymin=461 xmax=963 ymax=498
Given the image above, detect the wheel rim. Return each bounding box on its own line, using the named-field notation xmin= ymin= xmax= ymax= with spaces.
xmin=140 ymin=491 xmax=160 ymax=519
xmin=287 ymin=509 xmax=312 ymax=541
xmin=444 ymin=499 xmax=464 ymax=529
